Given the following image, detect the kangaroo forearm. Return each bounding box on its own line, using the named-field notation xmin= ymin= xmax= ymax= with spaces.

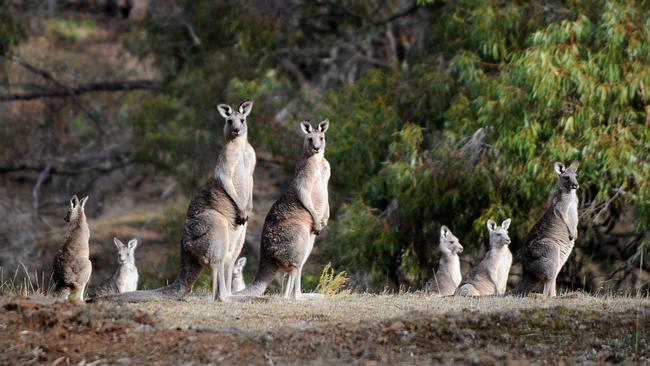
xmin=298 ymin=191 xmax=319 ymax=224
xmin=219 ymin=174 xmax=245 ymax=213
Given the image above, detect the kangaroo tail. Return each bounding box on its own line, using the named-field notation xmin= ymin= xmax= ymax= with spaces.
xmin=91 ymin=245 xmax=203 ymax=303
xmin=455 ymin=284 xmax=479 ymax=297
xmin=234 ymin=258 xmax=278 ymax=296
xmin=508 ymin=273 xmax=540 ymax=296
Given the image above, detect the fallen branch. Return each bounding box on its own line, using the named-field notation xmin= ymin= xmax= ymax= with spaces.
xmin=0 ymin=151 xmax=133 ymax=176
xmin=0 ymin=79 xmax=161 ymax=101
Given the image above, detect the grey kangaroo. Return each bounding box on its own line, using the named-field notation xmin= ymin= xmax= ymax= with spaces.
xmin=237 ymin=120 xmax=330 ymax=299
xmin=95 ymin=101 xmax=255 ymax=302
xmin=231 ymin=257 xmax=247 ymax=293
xmin=52 ymin=195 xmax=92 ymax=301
xmin=429 ymin=225 xmax=463 ymax=296
xmin=511 ymin=161 xmax=579 ymax=297
xmin=91 ymin=238 xmax=139 ymax=297
xmin=455 ymin=219 xmax=512 ymax=296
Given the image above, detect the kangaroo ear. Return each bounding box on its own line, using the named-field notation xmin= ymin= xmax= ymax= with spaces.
xmin=300 ymin=121 xmax=312 ymax=134
xmin=318 ymin=119 xmax=330 ymax=133
xmin=236 ymin=257 xmax=247 ymax=267
xmin=568 ymin=160 xmax=579 ymax=172
xmin=501 ymin=218 xmax=511 ymax=230
xmin=218 ymin=104 xmax=233 ymax=119
xmin=238 ymin=101 xmax=253 ymax=117
xmin=487 ymin=219 xmax=497 ymax=232
xmin=113 ymin=237 xmax=125 ymax=249
xmin=70 ymin=195 xmax=79 ymax=208
xmin=554 ymin=162 xmax=565 ymax=175
xmin=80 ymin=196 xmax=89 ymax=208
xmin=440 ymin=225 xmax=449 ymax=238
xmin=127 ymin=239 xmax=138 ymax=250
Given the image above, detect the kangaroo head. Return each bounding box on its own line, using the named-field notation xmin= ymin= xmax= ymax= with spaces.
xmin=114 ymin=237 xmax=138 ymax=264
xmin=64 ymin=195 xmax=88 ymax=223
xmin=554 ymin=161 xmax=579 ymax=192
xmin=300 ymin=119 xmax=329 ymax=156
xmin=487 ymin=218 xmax=511 ymax=248
xmin=233 ymin=257 xmax=247 ymax=276
xmin=440 ymin=225 xmax=463 ymax=255
xmin=217 ymin=101 xmax=253 ymax=141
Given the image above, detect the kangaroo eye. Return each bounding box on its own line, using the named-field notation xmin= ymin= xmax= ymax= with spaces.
xmin=320 ymin=137 xmax=324 ymax=141
xmin=309 ymin=138 xmax=313 ymax=143
xmin=228 ymin=120 xmax=233 ymax=125
xmin=240 ymin=119 xmax=245 ymax=123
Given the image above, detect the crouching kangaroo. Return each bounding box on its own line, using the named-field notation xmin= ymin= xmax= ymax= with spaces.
xmin=428 ymin=225 xmax=463 ymax=296
xmin=95 ymin=101 xmax=256 ymax=303
xmin=455 ymin=219 xmax=512 ymax=296
xmin=231 ymin=257 xmax=247 ymax=293
xmin=52 ymin=195 xmax=92 ymax=301
xmin=237 ymin=120 xmax=330 ymax=299
xmin=90 ymin=238 xmax=139 ymax=297
xmin=511 ymin=161 xmax=579 ymax=297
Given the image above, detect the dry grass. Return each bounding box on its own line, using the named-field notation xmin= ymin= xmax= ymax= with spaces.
xmin=128 ymin=292 xmax=649 ymax=332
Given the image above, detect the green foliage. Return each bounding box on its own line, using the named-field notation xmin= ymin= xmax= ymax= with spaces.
xmin=128 ymin=0 xmax=650 ymax=292
xmin=44 ymin=18 xmax=98 ymax=43
xmin=325 ymin=1 xmax=650 ymax=290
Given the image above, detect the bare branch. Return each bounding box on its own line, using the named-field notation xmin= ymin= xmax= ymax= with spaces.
xmin=0 ymin=79 xmax=161 ymax=101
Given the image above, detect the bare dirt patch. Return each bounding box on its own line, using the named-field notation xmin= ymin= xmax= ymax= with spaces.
xmin=1 ymin=293 xmax=648 ymax=365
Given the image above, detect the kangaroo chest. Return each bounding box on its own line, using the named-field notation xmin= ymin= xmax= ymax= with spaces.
xmin=558 ymin=190 xmax=578 ymax=268
xmin=495 ymin=249 xmax=512 ymax=290
xmin=225 ymin=146 xmax=254 ymax=201
xmin=307 ymin=161 xmax=329 ymax=217
xmin=446 ymin=255 xmax=462 ymax=286
xmin=115 ymin=265 xmax=138 ymax=293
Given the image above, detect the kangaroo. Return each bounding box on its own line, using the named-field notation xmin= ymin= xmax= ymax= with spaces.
xmin=237 ymin=120 xmax=330 ymax=299
xmin=90 ymin=238 xmax=139 ymax=297
xmin=455 ymin=219 xmax=512 ymax=296
xmin=511 ymin=161 xmax=579 ymax=297
xmin=52 ymin=195 xmax=92 ymax=301
xmin=428 ymin=225 xmax=463 ymax=296
xmin=94 ymin=101 xmax=256 ymax=303
xmin=231 ymin=257 xmax=247 ymax=293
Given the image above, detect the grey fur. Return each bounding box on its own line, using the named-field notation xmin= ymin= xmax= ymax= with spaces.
xmin=52 ymin=195 xmax=92 ymax=301
xmin=428 ymin=225 xmax=463 ymax=296
xmin=511 ymin=161 xmax=580 ymax=297
xmin=237 ymin=119 xmax=330 ymax=299
xmin=90 ymin=238 xmax=139 ymax=297
xmin=455 ymin=218 xmax=513 ymax=296
xmin=94 ymin=101 xmax=256 ymax=303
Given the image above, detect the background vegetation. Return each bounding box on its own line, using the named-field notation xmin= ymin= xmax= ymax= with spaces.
xmin=0 ymin=0 xmax=647 ymax=294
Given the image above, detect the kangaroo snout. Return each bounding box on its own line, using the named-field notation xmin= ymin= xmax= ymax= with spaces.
xmin=571 ymin=183 xmax=579 ymax=189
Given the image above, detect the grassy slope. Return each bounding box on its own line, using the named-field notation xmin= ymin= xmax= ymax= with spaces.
xmin=1 ymin=293 xmax=648 ymax=365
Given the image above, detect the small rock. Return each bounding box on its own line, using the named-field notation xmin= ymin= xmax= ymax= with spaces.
xmin=387 ymin=321 xmax=405 ymax=331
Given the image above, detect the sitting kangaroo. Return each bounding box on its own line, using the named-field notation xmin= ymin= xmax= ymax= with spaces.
xmin=231 ymin=257 xmax=247 ymax=293
xmin=238 ymin=120 xmax=330 ymax=299
xmin=511 ymin=161 xmax=579 ymax=297
xmin=52 ymin=195 xmax=92 ymax=301
xmin=455 ymin=218 xmax=512 ymax=296
xmin=428 ymin=225 xmax=463 ymax=296
xmin=91 ymin=238 xmax=139 ymax=297
xmin=95 ymin=101 xmax=256 ymax=303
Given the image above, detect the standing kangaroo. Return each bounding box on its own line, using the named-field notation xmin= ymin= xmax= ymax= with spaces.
xmin=52 ymin=195 xmax=92 ymax=301
xmin=90 ymin=238 xmax=139 ymax=297
xmin=95 ymin=101 xmax=255 ymax=303
xmin=428 ymin=225 xmax=463 ymax=296
xmin=455 ymin=219 xmax=512 ymax=296
xmin=231 ymin=257 xmax=247 ymax=293
xmin=511 ymin=161 xmax=579 ymax=297
xmin=237 ymin=120 xmax=330 ymax=299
